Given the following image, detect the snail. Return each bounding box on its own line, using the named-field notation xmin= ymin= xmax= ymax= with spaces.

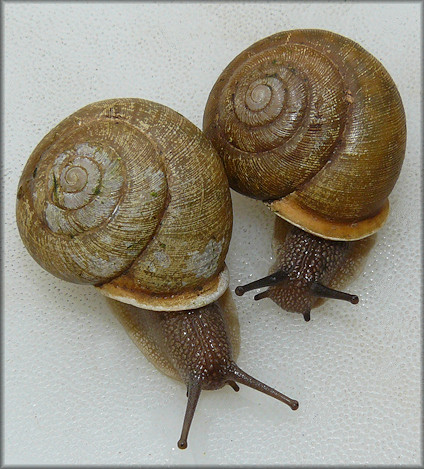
xmin=203 ymin=29 xmax=407 ymax=322
xmin=16 ymin=98 xmax=298 ymax=449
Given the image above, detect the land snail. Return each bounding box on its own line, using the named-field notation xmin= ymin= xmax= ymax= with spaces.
xmin=16 ymin=98 xmax=299 ymax=450
xmin=203 ymin=29 xmax=407 ymax=322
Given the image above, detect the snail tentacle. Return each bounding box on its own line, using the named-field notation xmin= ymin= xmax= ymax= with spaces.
xmin=254 ymin=290 xmax=270 ymax=301
xmin=310 ymin=282 xmax=359 ymax=305
xmin=227 ymin=380 xmax=240 ymax=392
xmin=178 ymin=377 xmax=202 ymax=450
xmin=227 ymin=363 xmax=299 ymax=411
xmin=235 ymin=269 xmax=290 ymax=296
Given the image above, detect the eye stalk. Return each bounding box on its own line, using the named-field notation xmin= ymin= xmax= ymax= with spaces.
xmin=235 ymin=269 xmax=290 ymax=297
xmin=310 ymin=282 xmax=359 ymax=305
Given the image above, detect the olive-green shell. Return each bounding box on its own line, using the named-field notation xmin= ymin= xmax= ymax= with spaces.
xmin=203 ymin=29 xmax=406 ymax=240
xmin=17 ymin=99 xmax=232 ymax=309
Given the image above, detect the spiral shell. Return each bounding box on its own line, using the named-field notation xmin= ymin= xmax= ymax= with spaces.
xmin=16 ymin=99 xmax=232 ymax=310
xmin=203 ymin=29 xmax=406 ymax=240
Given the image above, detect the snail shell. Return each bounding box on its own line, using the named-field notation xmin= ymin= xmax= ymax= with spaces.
xmin=203 ymin=29 xmax=406 ymax=241
xmin=16 ymin=98 xmax=232 ymax=311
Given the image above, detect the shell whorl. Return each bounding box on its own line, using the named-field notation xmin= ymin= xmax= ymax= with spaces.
xmin=17 ymin=99 xmax=233 ymax=310
xmin=203 ymin=29 xmax=406 ymax=240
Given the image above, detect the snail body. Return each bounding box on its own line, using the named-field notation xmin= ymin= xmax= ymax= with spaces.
xmin=111 ymin=293 xmax=298 ymax=449
xmin=16 ymin=98 xmax=298 ymax=449
xmin=203 ymin=29 xmax=406 ymax=320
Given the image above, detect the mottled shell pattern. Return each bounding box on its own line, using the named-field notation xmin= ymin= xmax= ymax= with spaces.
xmin=16 ymin=99 xmax=233 ymax=311
xmin=203 ymin=29 xmax=406 ymax=241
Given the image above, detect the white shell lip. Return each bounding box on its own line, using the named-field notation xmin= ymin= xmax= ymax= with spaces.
xmin=96 ymin=265 xmax=230 ymax=312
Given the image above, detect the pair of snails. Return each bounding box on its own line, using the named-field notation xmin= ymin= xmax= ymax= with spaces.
xmin=16 ymin=29 xmax=406 ymax=450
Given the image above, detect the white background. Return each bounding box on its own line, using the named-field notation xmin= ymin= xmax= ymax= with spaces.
xmin=4 ymin=2 xmax=421 ymax=465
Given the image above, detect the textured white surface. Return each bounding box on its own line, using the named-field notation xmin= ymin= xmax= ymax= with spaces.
xmin=4 ymin=2 xmax=421 ymax=466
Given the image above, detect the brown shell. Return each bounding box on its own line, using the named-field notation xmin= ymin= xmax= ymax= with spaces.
xmin=203 ymin=29 xmax=406 ymax=240
xmin=16 ymin=99 xmax=233 ymax=310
